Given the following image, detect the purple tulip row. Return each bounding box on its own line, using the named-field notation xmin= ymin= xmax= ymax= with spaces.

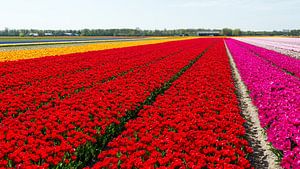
xmin=234 ymin=37 xmax=300 ymax=58
xmin=226 ymin=39 xmax=300 ymax=169
xmin=232 ymin=39 xmax=300 ymax=79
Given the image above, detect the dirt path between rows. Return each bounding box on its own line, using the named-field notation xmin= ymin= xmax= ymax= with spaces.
xmin=224 ymin=40 xmax=281 ymax=169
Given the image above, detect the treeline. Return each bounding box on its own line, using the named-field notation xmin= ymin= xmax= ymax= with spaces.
xmin=0 ymin=28 xmax=299 ymax=36
xmin=0 ymin=28 xmax=219 ymax=36
xmin=221 ymin=28 xmax=300 ymax=36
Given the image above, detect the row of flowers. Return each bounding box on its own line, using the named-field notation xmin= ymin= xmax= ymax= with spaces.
xmin=235 ymin=37 xmax=300 ymax=54
xmin=232 ymin=39 xmax=300 ymax=78
xmin=91 ymin=40 xmax=253 ymax=169
xmin=226 ymin=39 xmax=300 ymax=168
xmin=0 ymin=37 xmax=188 ymax=62
xmin=234 ymin=38 xmax=300 ymax=59
xmin=0 ymin=40 xmax=190 ymax=121
xmin=0 ymin=38 xmax=214 ymax=168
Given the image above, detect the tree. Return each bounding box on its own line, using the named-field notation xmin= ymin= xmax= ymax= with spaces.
xmin=19 ymin=32 xmax=25 ymax=37
xmin=232 ymin=29 xmax=241 ymax=36
xmin=222 ymin=28 xmax=233 ymax=36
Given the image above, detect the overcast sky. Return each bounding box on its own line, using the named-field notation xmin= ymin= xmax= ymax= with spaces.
xmin=1 ymin=0 xmax=299 ymax=31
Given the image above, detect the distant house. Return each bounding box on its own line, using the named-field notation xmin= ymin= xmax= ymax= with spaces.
xmin=282 ymin=29 xmax=290 ymax=36
xmin=64 ymin=33 xmax=79 ymax=36
xmin=28 ymin=33 xmax=39 ymax=36
xmin=197 ymin=30 xmax=221 ymax=36
xmin=64 ymin=33 xmax=73 ymax=36
xmin=283 ymin=29 xmax=290 ymax=33
xmin=44 ymin=32 xmax=53 ymax=36
xmin=179 ymin=33 xmax=189 ymax=36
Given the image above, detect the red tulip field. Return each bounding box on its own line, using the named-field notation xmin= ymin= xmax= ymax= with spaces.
xmin=1 ymin=37 xmax=299 ymax=169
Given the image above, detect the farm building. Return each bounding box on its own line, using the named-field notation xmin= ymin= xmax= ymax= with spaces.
xmin=197 ymin=30 xmax=221 ymax=36
xmin=28 ymin=33 xmax=39 ymax=36
xmin=44 ymin=32 xmax=53 ymax=36
xmin=64 ymin=32 xmax=79 ymax=36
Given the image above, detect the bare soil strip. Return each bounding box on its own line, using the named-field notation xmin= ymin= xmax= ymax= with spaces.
xmin=224 ymin=40 xmax=281 ymax=169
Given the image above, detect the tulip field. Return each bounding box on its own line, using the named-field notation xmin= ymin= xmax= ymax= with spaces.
xmin=234 ymin=37 xmax=300 ymax=59
xmin=0 ymin=37 xmax=299 ymax=168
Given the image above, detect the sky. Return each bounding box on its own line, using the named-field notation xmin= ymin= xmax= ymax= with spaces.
xmin=0 ymin=0 xmax=299 ymax=31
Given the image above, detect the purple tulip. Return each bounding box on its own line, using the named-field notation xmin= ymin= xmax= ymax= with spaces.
xmin=232 ymin=39 xmax=300 ymax=79
xmin=226 ymin=39 xmax=300 ymax=169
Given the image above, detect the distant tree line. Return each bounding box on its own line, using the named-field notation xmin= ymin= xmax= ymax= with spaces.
xmin=0 ymin=28 xmax=299 ymax=36
xmin=0 ymin=28 xmax=219 ymax=36
xmin=221 ymin=28 xmax=300 ymax=36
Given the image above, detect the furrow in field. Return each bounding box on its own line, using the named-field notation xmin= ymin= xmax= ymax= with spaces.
xmin=225 ymin=41 xmax=280 ymax=169
xmin=226 ymin=39 xmax=300 ymax=169
xmin=91 ymin=39 xmax=252 ymax=169
xmin=0 ymin=40 xmax=190 ymax=120
xmin=0 ymin=39 xmax=187 ymax=89
xmin=0 ymin=38 xmax=214 ymax=168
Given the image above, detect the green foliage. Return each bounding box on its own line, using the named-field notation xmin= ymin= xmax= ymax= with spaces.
xmin=222 ymin=28 xmax=233 ymax=36
xmin=232 ymin=29 xmax=242 ymax=36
